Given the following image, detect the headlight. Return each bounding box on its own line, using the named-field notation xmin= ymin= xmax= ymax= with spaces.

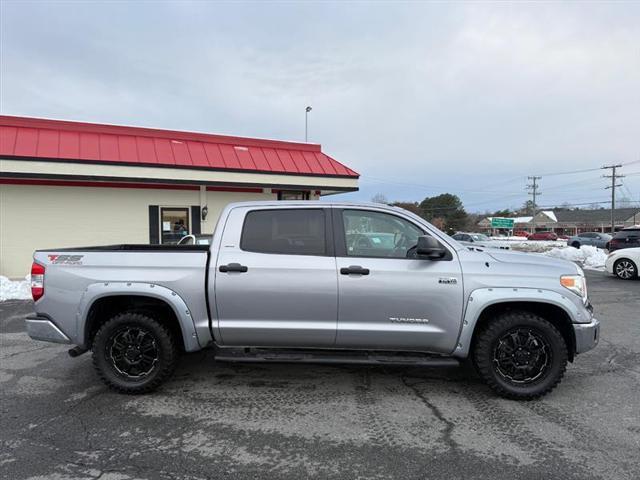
xmin=560 ymin=274 xmax=587 ymax=300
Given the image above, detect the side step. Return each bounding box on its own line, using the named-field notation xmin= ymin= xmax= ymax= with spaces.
xmin=214 ymin=348 xmax=460 ymax=368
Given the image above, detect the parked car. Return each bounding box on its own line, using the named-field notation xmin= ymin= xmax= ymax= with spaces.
xmin=450 ymin=232 xmax=510 ymax=250
xmin=607 ymin=228 xmax=640 ymax=252
xmin=567 ymin=232 xmax=612 ymax=249
xmin=529 ymin=231 xmax=558 ymax=241
xmin=605 ymin=247 xmax=640 ymax=280
xmin=26 ymin=201 xmax=598 ymax=400
xmin=177 ymin=234 xmax=212 ymax=246
xmin=513 ymin=230 xmax=530 ymax=238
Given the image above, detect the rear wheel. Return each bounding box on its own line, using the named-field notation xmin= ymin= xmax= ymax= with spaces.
xmin=571 ymin=241 xmax=580 ymax=248
xmin=614 ymin=258 xmax=638 ymax=280
xmin=473 ymin=311 xmax=568 ymax=400
xmin=92 ymin=312 xmax=177 ymax=394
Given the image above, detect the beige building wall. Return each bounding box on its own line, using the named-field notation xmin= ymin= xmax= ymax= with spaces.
xmin=0 ymin=184 xmax=275 ymax=278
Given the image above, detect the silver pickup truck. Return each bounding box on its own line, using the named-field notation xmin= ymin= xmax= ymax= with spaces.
xmin=26 ymin=201 xmax=599 ymax=399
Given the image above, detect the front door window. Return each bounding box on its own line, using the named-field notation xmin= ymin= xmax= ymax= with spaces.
xmin=342 ymin=209 xmax=423 ymax=258
xmin=161 ymin=207 xmax=190 ymax=244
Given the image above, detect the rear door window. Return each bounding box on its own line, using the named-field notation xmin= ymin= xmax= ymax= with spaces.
xmin=241 ymin=209 xmax=326 ymax=256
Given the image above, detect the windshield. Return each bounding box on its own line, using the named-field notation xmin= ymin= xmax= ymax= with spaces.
xmin=471 ymin=234 xmax=490 ymax=241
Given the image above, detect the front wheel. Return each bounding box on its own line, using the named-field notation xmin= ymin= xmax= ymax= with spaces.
xmin=92 ymin=312 xmax=177 ymax=394
xmin=473 ymin=311 xmax=568 ymax=400
xmin=614 ymin=258 xmax=638 ymax=280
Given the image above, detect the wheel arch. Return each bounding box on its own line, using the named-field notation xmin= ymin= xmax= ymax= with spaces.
xmin=453 ymin=288 xmax=582 ymax=362
xmin=78 ymin=283 xmax=201 ymax=352
xmin=470 ymin=301 xmax=576 ymax=362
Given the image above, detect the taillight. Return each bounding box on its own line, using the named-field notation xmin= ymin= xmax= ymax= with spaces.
xmin=31 ymin=262 xmax=45 ymax=301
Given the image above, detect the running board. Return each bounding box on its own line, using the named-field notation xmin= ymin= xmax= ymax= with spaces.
xmin=214 ymin=349 xmax=460 ymax=367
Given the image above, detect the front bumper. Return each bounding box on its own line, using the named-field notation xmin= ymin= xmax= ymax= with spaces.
xmin=573 ymin=317 xmax=600 ymax=354
xmin=25 ymin=315 xmax=71 ymax=344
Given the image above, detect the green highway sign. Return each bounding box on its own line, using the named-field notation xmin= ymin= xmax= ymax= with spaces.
xmin=491 ymin=217 xmax=515 ymax=229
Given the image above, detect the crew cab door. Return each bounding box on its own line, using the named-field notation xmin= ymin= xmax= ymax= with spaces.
xmin=213 ymin=206 xmax=338 ymax=347
xmin=333 ymin=208 xmax=464 ymax=354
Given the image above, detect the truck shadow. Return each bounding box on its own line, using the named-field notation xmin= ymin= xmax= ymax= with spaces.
xmin=171 ymin=348 xmax=484 ymax=393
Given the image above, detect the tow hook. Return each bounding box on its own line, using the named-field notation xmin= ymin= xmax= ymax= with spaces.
xmin=68 ymin=346 xmax=88 ymax=358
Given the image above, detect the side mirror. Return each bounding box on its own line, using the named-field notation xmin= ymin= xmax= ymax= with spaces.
xmin=416 ymin=235 xmax=446 ymax=259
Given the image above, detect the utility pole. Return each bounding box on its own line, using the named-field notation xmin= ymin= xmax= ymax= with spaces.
xmin=526 ymin=176 xmax=542 ymax=233
xmin=602 ymin=164 xmax=624 ymax=234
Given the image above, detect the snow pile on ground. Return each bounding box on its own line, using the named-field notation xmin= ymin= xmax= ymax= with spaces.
xmin=490 ymin=236 xmax=531 ymax=241
xmin=0 ymin=275 xmax=32 ymax=302
xmin=543 ymin=245 xmax=608 ymax=271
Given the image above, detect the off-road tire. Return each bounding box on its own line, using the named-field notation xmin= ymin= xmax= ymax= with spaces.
xmin=473 ymin=311 xmax=568 ymax=400
xmin=614 ymin=258 xmax=638 ymax=280
xmin=92 ymin=312 xmax=177 ymax=394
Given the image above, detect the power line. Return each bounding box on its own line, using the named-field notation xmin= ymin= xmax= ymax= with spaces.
xmin=538 ymin=166 xmax=603 ymax=177
xmin=359 ymin=175 xmax=526 ymax=195
xmin=602 ymin=164 xmax=624 ymax=233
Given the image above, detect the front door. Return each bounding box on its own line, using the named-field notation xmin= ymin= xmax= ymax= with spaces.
xmin=214 ymin=206 xmax=338 ymax=347
xmin=334 ymin=208 xmax=464 ymax=354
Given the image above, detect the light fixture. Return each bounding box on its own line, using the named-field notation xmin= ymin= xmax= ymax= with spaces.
xmin=201 ymin=205 xmax=209 ymax=221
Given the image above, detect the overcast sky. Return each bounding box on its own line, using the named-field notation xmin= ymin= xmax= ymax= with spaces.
xmin=2 ymin=1 xmax=639 ymax=212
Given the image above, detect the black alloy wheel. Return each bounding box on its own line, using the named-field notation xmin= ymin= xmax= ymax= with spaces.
xmin=473 ymin=311 xmax=568 ymax=400
xmin=92 ymin=312 xmax=177 ymax=394
xmin=107 ymin=326 xmax=159 ymax=379
xmin=493 ymin=328 xmax=551 ymax=384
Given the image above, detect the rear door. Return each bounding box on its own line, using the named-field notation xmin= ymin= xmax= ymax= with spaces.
xmin=213 ymin=206 xmax=338 ymax=347
xmin=333 ymin=207 xmax=464 ymax=354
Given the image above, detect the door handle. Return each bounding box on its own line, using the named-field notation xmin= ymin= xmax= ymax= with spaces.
xmin=219 ymin=263 xmax=248 ymax=273
xmin=340 ymin=265 xmax=370 ymax=275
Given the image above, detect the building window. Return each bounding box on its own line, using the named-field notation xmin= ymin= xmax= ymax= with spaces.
xmin=161 ymin=207 xmax=190 ymax=244
xmin=240 ymin=209 xmax=326 ymax=256
xmin=278 ymin=190 xmax=310 ymax=200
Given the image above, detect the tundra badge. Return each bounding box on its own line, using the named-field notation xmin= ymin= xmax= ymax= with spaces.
xmin=439 ymin=277 xmax=458 ymax=285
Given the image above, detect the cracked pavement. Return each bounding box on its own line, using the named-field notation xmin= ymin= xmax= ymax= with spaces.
xmin=1 ymin=271 xmax=638 ymax=479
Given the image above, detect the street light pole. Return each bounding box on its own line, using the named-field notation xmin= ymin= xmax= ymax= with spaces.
xmin=305 ymin=106 xmax=312 ymax=142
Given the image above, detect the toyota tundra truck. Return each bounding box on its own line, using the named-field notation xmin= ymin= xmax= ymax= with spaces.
xmin=26 ymin=201 xmax=600 ymax=399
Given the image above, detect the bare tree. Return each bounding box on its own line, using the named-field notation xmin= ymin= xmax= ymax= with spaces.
xmin=371 ymin=193 xmax=389 ymax=204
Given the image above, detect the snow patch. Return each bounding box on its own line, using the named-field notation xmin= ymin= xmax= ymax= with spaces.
xmin=543 ymin=245 xmax=607 ymax=271
xmin=503 ymin=240 xmax=567 ymax=253
xmin=0 ymin=276 xmax=32 ymax=302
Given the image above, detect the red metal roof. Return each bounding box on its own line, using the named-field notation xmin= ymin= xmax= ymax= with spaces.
xmin=0 ymin=115 xmax=358 ymax=178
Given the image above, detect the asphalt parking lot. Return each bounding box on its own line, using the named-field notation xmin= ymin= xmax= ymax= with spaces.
xmin=1 ymin=271 xmax=638 ymax=480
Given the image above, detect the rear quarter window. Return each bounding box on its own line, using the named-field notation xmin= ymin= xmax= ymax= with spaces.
xmin=240 ymin=209 xmax=326 ymax=256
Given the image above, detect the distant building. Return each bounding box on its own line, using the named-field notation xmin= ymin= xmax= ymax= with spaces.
xmin=479 ymin=208 xmax=640 ymax=234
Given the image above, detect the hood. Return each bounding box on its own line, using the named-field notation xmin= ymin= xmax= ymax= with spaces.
xmin=486 ymin=249 xmax=579 ymax=272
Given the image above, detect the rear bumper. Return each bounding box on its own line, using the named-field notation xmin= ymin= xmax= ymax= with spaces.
xmin=25 ymin=315 xmax=71 ymax=344
xmin=573 ymin=317 xmax=600 ymax=354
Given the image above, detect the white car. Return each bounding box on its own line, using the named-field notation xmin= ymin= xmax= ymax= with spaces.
xmin=605 ymin=247 xmax=640 ymax=280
